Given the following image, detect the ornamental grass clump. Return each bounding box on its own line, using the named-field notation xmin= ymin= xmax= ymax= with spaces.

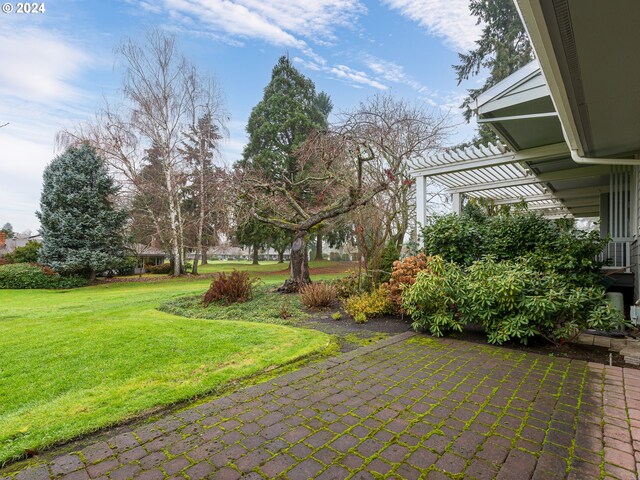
xmin=299 ymin=282 xmax=337 ymax=309
xmin=203 ymin=270 xmax=258 ymax=306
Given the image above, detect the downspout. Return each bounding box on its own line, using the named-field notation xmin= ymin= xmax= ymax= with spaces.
xmin=571 ymin=150 xmax=640 ymax=166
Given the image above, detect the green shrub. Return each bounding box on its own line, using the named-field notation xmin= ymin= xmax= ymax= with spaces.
xmin=333 ymin=270 xmax=363 ymax=298
xmin=145 ymin=263 xmax=172 ymax=274
xmin=344 ymin=285 xmax=395 ymax=322
xmin=354 ymin=312 xmax=367 ymax=324
xmin=401 ymin=256 xmax=466 ymax=337
xmin=422 ymin=209 xmax=606 ymax=287
xmin=0 ymin=263 xmax=87 ymax=289
xmin=403 ymin=256 xmax=626 ymax=345
xmin=113 ymin=257 xmax=138 ymax=276
xmin=4 ymin=240 xmax=42 ymax=264
xmin=203 ymin=270 xmax=258 ymax=306
xmin=299 ymin=282 xmax=337 ymax=309
xmin=422 ymin=211 xmax=487 ymax=265
xmin=378 ymin=241 xmax=400 ymax=284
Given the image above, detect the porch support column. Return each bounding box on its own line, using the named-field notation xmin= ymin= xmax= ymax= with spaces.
xmin=415 ymin=175 xmax=426 ymax=246
xmin=452 ymin=192 xmax=462 ymax=215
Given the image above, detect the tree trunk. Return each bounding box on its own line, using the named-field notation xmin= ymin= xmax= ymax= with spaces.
xmin=165 ymin=169 xmax=182 ymax=277
xmin=278 ymin=232 xmax=310 ymax=292
xmin=315 ymin=233 xmax=323 ymax=261
xmin=176 ymin=202 xmax=186 ymax=274
xmin=87 ymin=269 xmax=96 ymax=282
xmin=277 ymin=250 xmax=285 ymax=263
xmin=201 ymin=246 xmax=208 ymax=265
xmin=252 ymin=243 xmax=259 ymax=265
xmin=192 ymin=251 xmax=199 ymax=275
xmin=193 ymin=160 xmax=206 ymax=276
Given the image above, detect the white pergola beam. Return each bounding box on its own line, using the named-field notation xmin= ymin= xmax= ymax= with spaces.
xmin=415 ymin=175 xmax=426 ymax=229
xmin=411 ymin=142 xmax=568 ymax=177
xmin=526 ymin=203 xmax=566 ymax=211
xmin=452 ymin=193 xmax=462 ymax=214
xmin=446 ymin=164 xmax=608 ymax=194
xmin=447 ymin=176 xmax=540 ymax=193
xmin=554 ymin=185 xmax=609 ymax=199
xmin=489 ymin=194 xmax=555 ymax=205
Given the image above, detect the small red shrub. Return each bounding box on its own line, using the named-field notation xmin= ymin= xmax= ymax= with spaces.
xmin=384 ymin=253 xmax=435 ymax=311
xmin=203 ymin=270 xmax=258 ymax=306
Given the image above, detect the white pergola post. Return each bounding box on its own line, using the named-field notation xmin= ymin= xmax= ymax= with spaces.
xmin=415 ymin=174 xmax=426 ymax=230
xmin=452 ymin=193 xmax=462 ymax=214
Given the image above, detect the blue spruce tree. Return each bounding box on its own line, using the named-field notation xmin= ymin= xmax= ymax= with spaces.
xmin=37 ymin=144 xmax=129 ymax=280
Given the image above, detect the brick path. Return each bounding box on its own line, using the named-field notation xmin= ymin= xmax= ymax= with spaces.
xmin=3 ymin=332 xmax=640 ymax=480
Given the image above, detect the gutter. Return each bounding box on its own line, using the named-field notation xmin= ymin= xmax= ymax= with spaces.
xmin=571 ymin=150 xmax=640 ymax=166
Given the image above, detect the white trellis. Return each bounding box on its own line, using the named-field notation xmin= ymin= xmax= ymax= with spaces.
xmin=411 ymin=142 xmax=572 ymax=228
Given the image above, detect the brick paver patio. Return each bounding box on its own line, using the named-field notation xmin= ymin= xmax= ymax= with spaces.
xmin=3 ymin=332 xmax=640 ymax=480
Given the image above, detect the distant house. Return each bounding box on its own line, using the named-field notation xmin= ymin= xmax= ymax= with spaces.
xmin=0 ymin=232 xmax=41 ymax=258
xmin=131 ymin=243 xmax=167 ymax=274
xmin=203 ymin=243 xmax=357 ymax=262
xmin=206 ymin=245 xmax=251 ymax=261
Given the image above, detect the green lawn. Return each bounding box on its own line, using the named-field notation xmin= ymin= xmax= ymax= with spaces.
xmin=0 ymin=277 xmax=330 ymax=465
xmin=195 ymin=259 xmax=340 ymax=275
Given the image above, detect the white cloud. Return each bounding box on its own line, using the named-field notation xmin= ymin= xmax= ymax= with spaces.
xmin=0 ymin=27 xmax=96 ymax=232
xmin=293 ymin=57 xmax=322 ymax=72
xmin=363 ymin=55 xmax=431 ymax=94
xmin=0 ymin=128 xmax=55 ymax=232
xmin=330 ymin=65 xmax=387 ymax=90
xmin=381 ymin=0 xmax=482 ymax=52
xmin=292 ymin=58 xmax=387 ymax=91
xmin=0 ymin=28 xmax=92 ymax=102
xmin=160 ymin=0 xmax=365 ymax=49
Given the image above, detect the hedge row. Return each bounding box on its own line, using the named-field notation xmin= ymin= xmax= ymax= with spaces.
xmin=0 ymin=263 xmax=87 ymax=289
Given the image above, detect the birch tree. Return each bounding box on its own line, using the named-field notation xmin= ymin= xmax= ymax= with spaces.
xmin=58 ymin=30 xmax=227 ymax=276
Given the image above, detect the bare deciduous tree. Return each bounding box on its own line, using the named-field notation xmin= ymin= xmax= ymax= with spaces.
xmin=58 ymin=30 xmax=227 ymax=276
xmin=239 ymin=94 xmax=450 ymax=291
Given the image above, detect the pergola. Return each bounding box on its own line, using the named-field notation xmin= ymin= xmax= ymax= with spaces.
xmin=410 ymin=62 xmax=635 ymax=270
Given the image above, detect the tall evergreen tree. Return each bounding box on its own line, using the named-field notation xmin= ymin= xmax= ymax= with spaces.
xmin=454 ymin=0 xmax=534 ymax=144
xmin=240 ymin=55 xmax=329 ymax=178
xmin=238 ymin=55 xmax=331 ymax=284
xmin=37 ymin=144 xmax=128 ymax=280
xmin=180 ymin=112 xmax=224 ymax=274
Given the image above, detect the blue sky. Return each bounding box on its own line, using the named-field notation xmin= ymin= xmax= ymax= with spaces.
xmin=0 ymin=0 xmax=483 ymax=233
